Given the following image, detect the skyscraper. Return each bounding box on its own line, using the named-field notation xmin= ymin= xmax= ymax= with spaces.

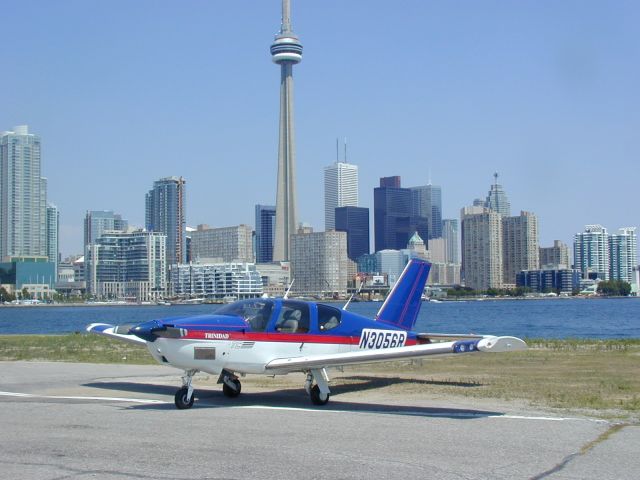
xmin=574 ymin=225 xmax=609 ymax=280
xmin=501 ymin=211 xmax=539 ymax=285
xmin=46 ymin=204 xmax=59 ymax=278
xmin=609 ymin=227 xmax=637 ymax=283
xmin=0 ymin=126 xmax=47 ymax=259
xmin=374 ymin=177 xmax=428 ymax=252
xmin=324 ymin=161 xmax=358 ymax=230
xmin=410 ymin=184 xmax=442 ymax=239
xmin=484 ymin=172 xmax=511 ymax=217
xmin=84 ymin=210 xmax=128 ymax=253
xmin=272 ymin=0 xmax=303 ymax=262
xmin=255 ymin=204 xmax=276 ymax=263
xmin=539 ymin=240 xmax=570 ymax=269
xmin=145 ymin=176 xmax=186 ymax=266
xmin=442 ymin=219 xmax=459 ymax=264
xmin=335 ymin=206 xmax=369 ymax=262
xmin=461 ymin=205 xmax=503 ymax=290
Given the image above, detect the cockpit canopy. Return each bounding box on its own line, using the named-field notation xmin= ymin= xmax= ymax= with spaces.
xmin=215 ymin=299 xmax=342 ymax=334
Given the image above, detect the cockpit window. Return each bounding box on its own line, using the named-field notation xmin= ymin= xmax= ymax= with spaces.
xmin=216 ymin=300 xmax=273 ymax=332
xmin=275 ymin=301 xmax=310 ymax=333
xmin=318 ymin=304 xmax=341 ymax=332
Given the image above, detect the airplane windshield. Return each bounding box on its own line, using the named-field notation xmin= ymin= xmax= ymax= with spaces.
xmin=216 ymin=300 xmax=274 ymax=332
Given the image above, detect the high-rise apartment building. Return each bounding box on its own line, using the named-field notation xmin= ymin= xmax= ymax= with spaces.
xmin=190 ymin=224 xmax=254 ymax=263
xmin=324 ymin=161 xmax=358 ymax=230
xmin=461 ymin=205 xmax=503 ymax=290
xmin=290 ymin=230 xmax=348 ymax=296
xmin=539 ymin=240 xmax=570 ymax=268
xmin=86 ymin=230 xmax=167 ymax=301
xmin=609 ymin=227 xmax=637 ymax=283
xmin=255 ymin=205 xmax=276 ymax=263
xmin=170 ymin=262 xmax=263 ymax=299
xmin=84 ymin=210 xmax=128 ymax=252
xmin=574 ymin=225 xmax=609 ymax=280
xmin=46 ymin=204 xmax=59 ymax=278
xmin=502 ymin=211 xmax=539 ymax=285
xmin=145 ymin=176 xmax=186 ymax=266
xmin=410 ymin=184 xmax=442 ymax=239
xmin=335 ymin=206 xmax=369 ymax=262
xmin=374 ymin=177 xmax=428 ymax=252
xmin=0 ymin=126 xmax=47 ymax=259
xmin=484 ymin=172 xmax=511 ymax=217
xmin=442 ymin=219 xmax=459 ymax=264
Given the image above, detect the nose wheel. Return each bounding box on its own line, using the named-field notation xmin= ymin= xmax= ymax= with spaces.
xmin=175 ymin=369 xmax=198 ymax=409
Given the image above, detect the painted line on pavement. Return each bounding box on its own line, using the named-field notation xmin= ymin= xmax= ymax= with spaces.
xmin=0 ymin=390 xmax=167 ymax=404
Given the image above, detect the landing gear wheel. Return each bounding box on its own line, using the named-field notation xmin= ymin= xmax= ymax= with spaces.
xmin=222 ymin=378 xmax=241 ymax=398
xmin=310 ymin=384 xmax=330 ymax=405
xmin=175 ymin=387 xmax=194 ymax=409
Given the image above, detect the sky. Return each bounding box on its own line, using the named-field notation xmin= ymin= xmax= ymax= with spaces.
xmin=1 ymin=0 xmax=638 ymax=257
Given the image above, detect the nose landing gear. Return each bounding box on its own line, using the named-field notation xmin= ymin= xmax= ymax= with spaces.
xmin=174 ymin=369 xmax=198 ymax=409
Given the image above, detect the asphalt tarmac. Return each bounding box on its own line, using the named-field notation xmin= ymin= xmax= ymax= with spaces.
xmin=1 ymin=361 xmax=638 ymax=480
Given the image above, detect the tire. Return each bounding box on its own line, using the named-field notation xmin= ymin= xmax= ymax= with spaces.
xmin=175 ymin=387 xmax=194 ymax=409
xmin=222 ymin=378 xmax=241 ymax=398
xmin=310 ymin=384 xmax=329 ymax=405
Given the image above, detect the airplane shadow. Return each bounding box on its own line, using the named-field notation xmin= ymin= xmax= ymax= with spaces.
xmin=84 ymin=376 xmax=500 ymax=420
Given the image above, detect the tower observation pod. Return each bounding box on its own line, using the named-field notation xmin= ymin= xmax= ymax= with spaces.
xmin=272 ymin=0 xmax=303 ymax=262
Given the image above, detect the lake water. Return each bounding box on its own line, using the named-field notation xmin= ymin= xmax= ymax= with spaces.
xmin=0 ymin=297 xmax=638 ymax=339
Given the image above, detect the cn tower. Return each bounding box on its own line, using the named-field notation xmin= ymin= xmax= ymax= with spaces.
xmin=271 ymin=0 xmax=303 ymax=262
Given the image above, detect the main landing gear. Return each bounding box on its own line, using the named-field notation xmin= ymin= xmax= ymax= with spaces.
xmin=305 ymin=368 xmax=331 ymax=406
xmin=219 ymin=369 xmax=242 ymax=398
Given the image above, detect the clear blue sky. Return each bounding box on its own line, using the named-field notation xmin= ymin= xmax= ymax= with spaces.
xmin=2 ymin=0 xmax=638 ymax=257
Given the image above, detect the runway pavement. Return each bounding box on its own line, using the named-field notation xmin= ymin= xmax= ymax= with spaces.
xmin=0 ymin=361 xmax=637 ymax=479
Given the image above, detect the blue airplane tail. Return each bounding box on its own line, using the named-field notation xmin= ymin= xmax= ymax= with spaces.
xmin=375 ymin=258 xmax=431 ymax=331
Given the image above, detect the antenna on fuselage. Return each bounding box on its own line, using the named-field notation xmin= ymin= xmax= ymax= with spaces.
xmin=283 ymin=279 xmax=295 ymax=300
xmin=343 ymin=276 xmax=364 ymax=310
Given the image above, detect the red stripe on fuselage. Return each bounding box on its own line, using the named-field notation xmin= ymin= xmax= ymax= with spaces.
xmin=182 ymin=330 xmax=417 ymax=346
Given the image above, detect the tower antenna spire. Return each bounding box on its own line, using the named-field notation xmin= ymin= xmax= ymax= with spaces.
xmin=344 ymin=137 xmax=347 ymax=163
xmin=281 ymin=0 xmax=291 ymax=33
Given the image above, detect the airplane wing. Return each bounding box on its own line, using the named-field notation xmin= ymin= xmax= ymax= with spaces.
xmin=86 ymin=323 xmax=148 ymax=346
xmin=265 ymin=336 xmax=526 ymax=372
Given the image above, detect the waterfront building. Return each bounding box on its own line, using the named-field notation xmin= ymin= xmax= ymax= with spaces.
xmin=335 ymin=206 xmax=369 ymax=262
xmin=574 ymin=225 xmax=609 ymax=280
xmin=539 ymin=240 xmax=570 ymax=269
xmin=609 ymin=227 xmax=637 ymax=283
xmin=324 ymin=161 xmax=358 ymax=230
xmin=190 ymin=224 xmax=254 ymax=263
xmin=255 ymin=261 xmax=291 ymax=297
xmin=86 ymin=230 xmax=167 ymax=301
xmin=484 ymin=172 xmax=511 ymax=217
xmin=0 ymin=256 xmax=56 ymax=299
xmin=357 ymin=253 xmax=377 ymax=274
xmin=290 ymin=230 xmax=348 ymax=297
xmin=374 ymin=176 xmax=428 ymax=252
xmin=84 ymin=210 xmax=128 ymax=252
xmin=46 ymin=204 xmax=59 ymax=279
xmin=255 ymin=205 xmax=276 ymax=263
xmin=272 ymin=0 xmax=303 ymax=262
xmin=502 ymin=211 xmax=539 ymax=285
xmin=516 ymin=268 xmax=580 ymax=295
xmin=428 ymin=262 xmax=461 ymax=286
xmin=170 ymin=262 xmax=263 ymax=300
xmin=442 ymin=219 xmax=459 ymax=264
xmin=428 ymin=238 xmax=446 ymax=263
xmin=461 ymin=205 xmax=503 ymax=290
xmin=0 ymin=126 xmax=47 ymax=260
xmin=410 ymin=184 xmax=442 ymax=239
xmin=145 ymin=176 xmax=186 ymax=266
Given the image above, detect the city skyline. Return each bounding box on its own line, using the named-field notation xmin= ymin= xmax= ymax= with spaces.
xmin=1 ymin=1 xmax=638 ymax=256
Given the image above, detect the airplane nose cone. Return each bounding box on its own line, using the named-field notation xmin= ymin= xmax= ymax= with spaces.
xmin=129 ymin=320 xmax=164 ymax=342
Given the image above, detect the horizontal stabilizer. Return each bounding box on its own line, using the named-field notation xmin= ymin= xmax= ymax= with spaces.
xmin=86 ymin=323 xmax=147 ymax=346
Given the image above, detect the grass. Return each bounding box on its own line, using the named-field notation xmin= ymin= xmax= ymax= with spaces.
xmin=1 ymin=335 xmax=639 ymax=419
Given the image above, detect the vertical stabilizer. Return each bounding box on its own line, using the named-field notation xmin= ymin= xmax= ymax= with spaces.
xmin=375 ymin=259 xmax=431 ymax=331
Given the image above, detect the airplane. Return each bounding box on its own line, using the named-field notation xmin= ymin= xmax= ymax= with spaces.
xmin=87 ymin=259 xmax=527 ymax=409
